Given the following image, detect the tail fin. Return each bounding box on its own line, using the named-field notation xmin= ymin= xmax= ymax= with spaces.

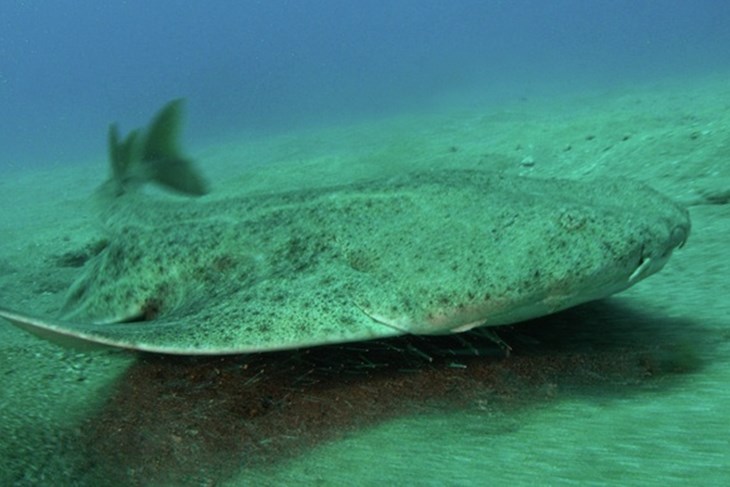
xmin=106 ymin=99 xmax=209 ymax=196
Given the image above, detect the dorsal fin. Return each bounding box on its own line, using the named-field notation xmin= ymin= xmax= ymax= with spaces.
xmin=105 ymin=99 xmax=209 ymax=196
xmin=142 ymin=98 xmax=184 ymax=163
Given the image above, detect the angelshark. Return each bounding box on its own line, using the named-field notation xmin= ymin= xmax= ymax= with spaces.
xmin=0 ymin=100 xmax=691 ymax=355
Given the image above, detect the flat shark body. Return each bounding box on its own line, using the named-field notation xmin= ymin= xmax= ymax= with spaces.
xmin=0 ymin=167 xmax=689 ymax=354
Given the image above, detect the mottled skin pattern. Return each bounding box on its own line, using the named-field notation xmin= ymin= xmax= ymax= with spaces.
xmin=0 ymin=170 xmax=689 ymax=354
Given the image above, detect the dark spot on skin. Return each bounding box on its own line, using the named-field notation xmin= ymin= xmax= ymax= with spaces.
xmin=213 ymin=255 xmax=236 ymax=272
xmin=140 ymin=298 xmax=162 ymax=320
xmin=118 ymin=298 xmax=162 ymax=323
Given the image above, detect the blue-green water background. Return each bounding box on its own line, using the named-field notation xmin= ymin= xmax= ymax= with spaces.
xmin=1 ymin=0 xmax=729 ymax=170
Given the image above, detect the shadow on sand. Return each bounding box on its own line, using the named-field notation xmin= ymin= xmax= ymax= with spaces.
xmin=75 ymin=298 xmax=708 ymax=485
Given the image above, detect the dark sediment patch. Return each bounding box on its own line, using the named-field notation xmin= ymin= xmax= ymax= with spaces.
xmin=75 ymin=300 xmax=706 ymax=486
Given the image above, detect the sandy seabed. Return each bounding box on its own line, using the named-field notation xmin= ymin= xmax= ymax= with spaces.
xmin=1 ymin=74 xmax=729 ymax=486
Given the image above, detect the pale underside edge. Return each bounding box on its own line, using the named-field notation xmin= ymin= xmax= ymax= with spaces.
xmin=0 ymin=306 xmax=405 ymax=355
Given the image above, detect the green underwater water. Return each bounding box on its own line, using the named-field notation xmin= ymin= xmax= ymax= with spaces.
xmin=1 ymin=76 xmax=730 ymax=486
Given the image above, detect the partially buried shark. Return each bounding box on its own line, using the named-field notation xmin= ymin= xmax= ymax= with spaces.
xmin=0 ymin=100 xmax=690 ymax=354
